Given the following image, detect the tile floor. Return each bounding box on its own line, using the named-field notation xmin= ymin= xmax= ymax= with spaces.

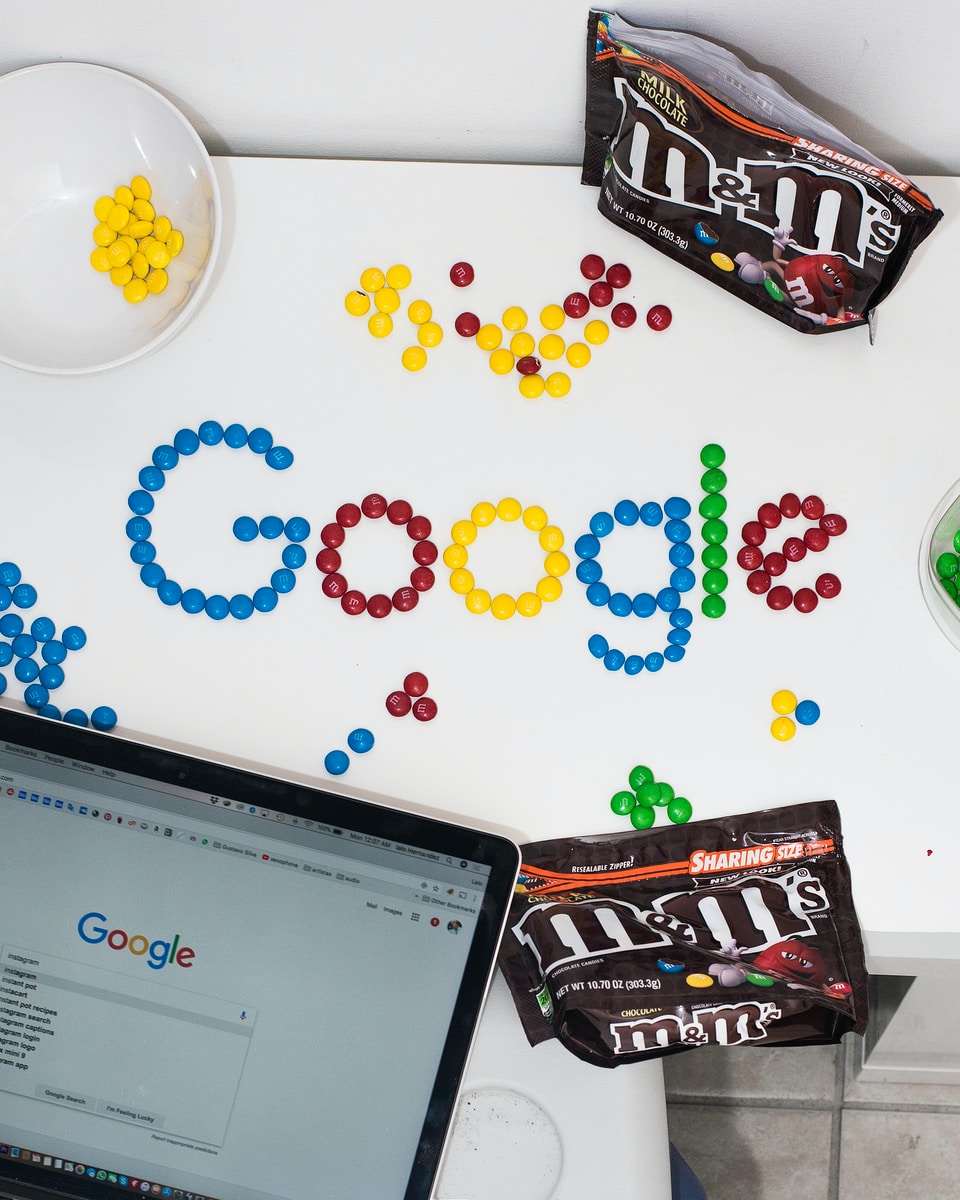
xmin=663 ymin=1034 xmax=960 ymax=1200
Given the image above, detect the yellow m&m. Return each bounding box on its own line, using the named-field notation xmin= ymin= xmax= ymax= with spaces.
xmin=122 ymin=278 xmax=148 ymax=304
xmin=367 ymin=312 xmax=393 ymax=338
xmin=519 ymin=374 xmax=545 ymax=399
xmin=385 ymin=263 xmax=412 ymax=290
xmin=490 ymin=594 xmax=517 ymax=620
xmin=344 ymin=290 xmax=371 ymax=316
xmin=772 ymin=689 xmax=798 ymax=714
xmin=501 ymin=305 xmax=527 ymax=332
xmin=373 ymin=287 xmax=400 ymax=314
xmin=401 ymin=345 xmax=427 ymax=372
xmin=539 ymin=303 xmax=565 ymax=330
xmin=510 ymin=331 xmax=535 ymax=358
xmin=476 ymin=324 xmax=502 ymax=351
xmin=417 ymin=321 xmax=443 ymax=348
xmin=545 ymin=372 xmax=570 ymax=398
xmin=359 ymin=266 xmax=385 ymax=292
xmin=770 ymin=716 xmax=796 ymax=742
xmin=407 ymin=298 xmax=432 ymax=325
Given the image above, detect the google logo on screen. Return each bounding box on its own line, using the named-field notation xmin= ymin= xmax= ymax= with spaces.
xmin=77 ymin=911 xmax=196 ymax=970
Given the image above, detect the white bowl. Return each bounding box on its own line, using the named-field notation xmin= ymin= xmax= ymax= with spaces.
xmin=919 ymin=477 xmax=960 ymax=650
xmin=0 ymin=62 xmax=221 ymax=374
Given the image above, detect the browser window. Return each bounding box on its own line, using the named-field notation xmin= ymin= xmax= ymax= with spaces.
xmin=0 ymin=750 xmax=490 ymax=1200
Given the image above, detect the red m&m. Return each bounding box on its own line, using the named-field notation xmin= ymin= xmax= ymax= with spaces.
xmin=816 ymin=573 xmax=842 ymax=598
xmin=563 ymin=292 xmax=590 ymax=319
xmin=611 ymin=302 xmax=637 ymax=328
xmin=455 ymin=312 xmax=481 ymax=337
xmin=588 ymin=280 xmax=614 ymax=307
xmin=646 ymin=304 xmax=672 ymax=331
xmin=580 ymin=253 xmax=605 ymax=280
xmin=449 ymin=261 xmax=475 ymax=287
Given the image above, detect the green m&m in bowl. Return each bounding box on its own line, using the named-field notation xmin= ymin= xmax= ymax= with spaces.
xmin=919 ymin=478 xmax=960 ymax=651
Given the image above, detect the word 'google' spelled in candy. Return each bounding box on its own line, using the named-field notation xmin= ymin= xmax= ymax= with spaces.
xmin=126 ymin=424 xmax=847 ymax=677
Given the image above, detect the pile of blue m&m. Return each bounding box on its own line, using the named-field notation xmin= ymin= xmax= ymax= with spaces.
xmin=0 ymin=560 xmax=117 ymax=730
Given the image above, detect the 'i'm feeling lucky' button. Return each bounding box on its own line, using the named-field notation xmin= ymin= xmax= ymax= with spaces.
xmin=98 ymin=1099 xmax=163 ymax=1127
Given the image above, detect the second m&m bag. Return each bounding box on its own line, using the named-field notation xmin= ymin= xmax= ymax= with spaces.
xmin=498 ymin=800 xmax=868 ymax=1066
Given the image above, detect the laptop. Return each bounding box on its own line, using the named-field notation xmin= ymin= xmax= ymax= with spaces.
xmin=0 ymin=706 xmax=520 ymax=1200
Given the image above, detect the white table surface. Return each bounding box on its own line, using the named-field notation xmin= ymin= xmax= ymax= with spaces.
xmin=2 ymin=157 xmax=958 ymax=975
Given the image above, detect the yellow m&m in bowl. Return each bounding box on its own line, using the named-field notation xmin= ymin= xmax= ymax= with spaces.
xmin=0 ymin=62 xmax=221 ymax=373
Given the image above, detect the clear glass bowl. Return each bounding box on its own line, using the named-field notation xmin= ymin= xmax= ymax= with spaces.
xmin=919 ymin=477 xmax=960 ymax=650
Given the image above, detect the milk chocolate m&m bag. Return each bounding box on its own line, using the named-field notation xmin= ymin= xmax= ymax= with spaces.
xmin=499 ymin=801 xmax=868 ymax=1066
xmin=582 ymin=11 xmax=942 ymax=334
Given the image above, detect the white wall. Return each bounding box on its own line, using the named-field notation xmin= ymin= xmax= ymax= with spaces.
xmin=4 ymin=1 xmax=952 ymax=177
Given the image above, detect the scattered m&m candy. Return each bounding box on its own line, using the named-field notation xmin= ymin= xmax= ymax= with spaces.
xmin=0 ymin=560 xmax=117 ymax=729
xmin=609 ymin=763 xmax=693 ymax=828
xmin=452 ymin=252 xmax=640 ymax=400
xmin=386 ymin=671 xmax=438 ymax=721
xmin=346 ymin=263 xmax=445 ymax=371
xmin=769 ymin=689 xmax=821 ymax=740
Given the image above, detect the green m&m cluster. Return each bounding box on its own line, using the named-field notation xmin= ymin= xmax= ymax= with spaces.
xmin=610 ymin=763 xmax=694 ymax=829
xmin=699 ymin=443 xmax=728 ymax=619
xmin=935 ymin=534 xmax=960 ymax=602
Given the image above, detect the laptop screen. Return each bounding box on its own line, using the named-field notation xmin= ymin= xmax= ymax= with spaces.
xmin=0 ymin=708 xmax=520 ymax=1200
